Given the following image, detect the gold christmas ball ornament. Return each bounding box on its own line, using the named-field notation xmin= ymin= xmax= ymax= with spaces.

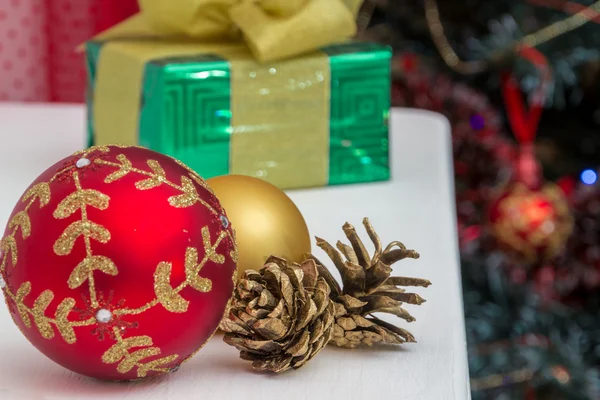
xmin=206 ymin=175 xmax=311 ymax=274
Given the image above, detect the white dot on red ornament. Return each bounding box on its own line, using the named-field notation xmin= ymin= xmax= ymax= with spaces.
xmin=76 ymin=158 xmax=91 ymax=168
xmin=95 ymin=309 xmax=112 ymax=323
xmin=220 ymin=215 xmax=229 ymax=229
xmin=541 ymin=220 xmax=555 ymax=234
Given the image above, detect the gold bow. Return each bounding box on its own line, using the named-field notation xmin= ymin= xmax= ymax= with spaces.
xmin=93 ymin=0 xmax=363 ymax=62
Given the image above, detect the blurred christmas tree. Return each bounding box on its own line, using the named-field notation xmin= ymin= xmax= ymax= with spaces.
xmin=361 ymin=0 xmax=600 ymax=177
xmin=368 ymin=1 xmax=600 ymax=398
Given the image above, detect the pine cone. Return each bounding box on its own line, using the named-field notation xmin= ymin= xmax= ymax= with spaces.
xmin=221 ymin=256 xmax=335 ymax=373
xmin=308 ymin=218 xmax=431 ymax=349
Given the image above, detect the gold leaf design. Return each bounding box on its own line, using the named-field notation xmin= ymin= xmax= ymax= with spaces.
xmin=115 ymin=235 xmax=228 ymax=318
xmin=137 ymin=355 xmax=179 ymax=378
xmin=1 ymin=181 xmax=51 ymax=271
xmin=135 ymin=160 xmax=166 ymax=190
xmin=170 ymin=155 xmax=217 ymax=195
xmin=117 ymin=348 xmax=161 ymax=373
xmin=230 ymin=229 xmax=239 ymax=264
xmin=202 ymin=226 xmax=226 ymax=264
xmin=102 ymin=335 xmax=154 ymax=363
xmin=74 ymin=145 xmax=110 ymax=155
xmin=53 ymin=221 xmax=110 ymax=256
xmin=184 ymin=247 xmax=212 ymax=293
xmin=168 ymin=176 xmax=199 ymax=208
xmin=55 ymin=298 xmax=77 ymax=344
xmin=15 ymin=282 xmax=32 ymax=327
xmin=154 ymin=262 xmax=189 ymax=313
xmin=23 ymin=182 xmax=51 ymax=207
xmin=31 ymin=290 xmax=55 ymax=339
xmin=178 ymin=160 xmax=214 ymax=195
xmin=53 ymin=189 xmax=109 ymax=219
xmin=53 ymin=171 xmax=115 ymax=309
xmin=102 ymin=333 xmax=178 ymax=378
xmin=9 ymin=211 xmax=31 ymax=239
xmin=4 ymin=282 xmax=95 ymax=344
xmin=68 ymin=255 xmax=118 ymax=289
xmin=1 ymin=235 xmax=17 ymax=267
xmin=104 ymin=154 xmax=133 ymax=183
xmin=97 ymin=156 xmax=218 ymax=214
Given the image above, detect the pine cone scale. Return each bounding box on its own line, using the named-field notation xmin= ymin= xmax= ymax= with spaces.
xmin=312 ymin=279 xmax=331 ymax=314
xmin=252 ymin=318 xmax=287 ymax=340
xmin=306 ymin=254 xmax=342 ymax=296
xmin=287 ymin=330 xmax=310 ymax=357
xmin=337 ymin=241 xmax=360 ymax=265
xmin=267 ymin=299 xmax=285 ymax=318
xmin=296 ymin=297 xmax=317 ymax=330
xmin=258 ymin=289 xmax=276 ymax=307
xmin=370 ymin=315 xmax=416 ymax=343
xmin=375 ymin=290 xmax=427 ymax=305
xmin=220 ymin=316 xmax=250 ymax=335
xmin=337 ymin=294 xmax=368 ymax=311
xmin=342 ymin=222 xmax=372 ymax=266
xmin=385 ymin=276 xmax=432 ymax=287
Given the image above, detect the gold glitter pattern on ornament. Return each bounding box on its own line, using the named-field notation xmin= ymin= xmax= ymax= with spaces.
xmin=53 ymin=188 xmax=109 ymax=219
xmin=135 ymin=160 xmax=167 ymax=190
xmin=230 ymin=229 xmax=239 ymax=264
xmin=31 ymin=289 xmax=54 ymax=339
xmin=168 ymin=176 xmax=203 ymax=208
xmin=9 ymin=212 xmax=31 ymax=239
xmin=1 ymin=182 xmax=51 ymax=272
xmin=95 ymin=155 xmax=217 ymax=214
xmin=74 ymin=145 xmax=111 ymax=156
xmin=116 ymin=230 xmax=228 ymax=316
xmin=55 ymin=298 xmax=78 ymax=343
xmin=102 ymin=328 xmax=179 ymax=378
xmin=68 ymin=256 xmax=118 ymax=289
xmin=53 ymin=171 xmax=115 ymax=308
xmin=23 ymin=182 xmax=51 ymax=207
xmin=201 ymin=227 xmax=225 ymax=265
xmin=184 ymin=246 xmax=213 ymax=292
xmin=102 ymin=154 xmax=133 ymax=183
xmin=0 ymin=236 xmax=17 ymax=270
xmin=492 ymin=182 xmax=574 ymax=263
xmin=154 ymin=262 xmax=189 ymax=312
xmin=4 ymin=282 xmax=95 ymax=344
xmin=170 ymin=156 xmax=215 ymax=195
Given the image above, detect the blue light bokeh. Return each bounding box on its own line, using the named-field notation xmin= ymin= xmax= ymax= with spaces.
xmin=581 ymin=169 xmax=597 ymax=185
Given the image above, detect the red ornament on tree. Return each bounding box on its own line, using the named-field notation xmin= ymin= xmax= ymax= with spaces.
xmin=0 ymin=145 xmax=237 ymax=380
xmin=488 ymin=168 xmax=573 ymax=263
xmin=488 ymin=50 xmax=573 ymax=264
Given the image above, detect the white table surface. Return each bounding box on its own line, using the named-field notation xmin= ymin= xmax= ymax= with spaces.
xmin=0 ymin=104 xmax=469 ymax=400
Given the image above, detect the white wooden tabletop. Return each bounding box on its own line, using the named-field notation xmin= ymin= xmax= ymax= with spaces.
xmin=0 ymin=104 xmax=469 ymax=400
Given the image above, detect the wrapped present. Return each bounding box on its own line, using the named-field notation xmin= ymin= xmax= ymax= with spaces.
xmin=86 ymin=0 xmax=391 ymax=189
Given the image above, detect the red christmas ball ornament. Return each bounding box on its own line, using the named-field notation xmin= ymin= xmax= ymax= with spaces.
xmin=0 ymin=145 xmax=237 ymax=380
xmin=488 ymin=147 xmax=573 ymax=264
xmin=487 ymin=66 xmax=574 ymax=264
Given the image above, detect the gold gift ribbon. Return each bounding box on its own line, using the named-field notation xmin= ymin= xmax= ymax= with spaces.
xmin=91 ymin=0 xmax=361 ymax=187
xmin=93 ymin=0 xmax=363 ymax=62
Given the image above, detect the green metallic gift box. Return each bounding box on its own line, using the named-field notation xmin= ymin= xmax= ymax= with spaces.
xmin=86 ymin=41 xmax=391 ymax=189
